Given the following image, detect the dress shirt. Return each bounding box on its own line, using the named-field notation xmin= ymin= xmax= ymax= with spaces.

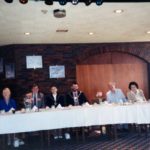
xmin=106 ymin=88 xmax=127 ymax=103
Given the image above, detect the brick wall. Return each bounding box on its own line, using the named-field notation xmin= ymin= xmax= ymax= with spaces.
xmin=0 ymin=42 xmax=150 ymax=104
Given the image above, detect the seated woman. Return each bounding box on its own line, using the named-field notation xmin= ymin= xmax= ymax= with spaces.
xmin=127 ymin=81 xmax=146 ymax=103
xmin=0 ymin=87 xmax=16 ymax=112
xmin=0 ymin=87 xmax=24 ymax=147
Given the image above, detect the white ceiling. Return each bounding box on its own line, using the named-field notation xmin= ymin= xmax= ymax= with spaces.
xmin=0 ymin=1 xmax=150 ymax=45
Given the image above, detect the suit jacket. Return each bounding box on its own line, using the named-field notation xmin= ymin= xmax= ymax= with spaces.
xmin=66 ymin=91 xmax=87 ymax=106
xmin=0 ymin=98 xmax=16 ymax=112
xmin=127 ymin=89 xmax=146 ymax=103
xmin=45 ymin=93 xmax=65 ymax=108
xmin=24 ymin=92 xmax=45 ymax=109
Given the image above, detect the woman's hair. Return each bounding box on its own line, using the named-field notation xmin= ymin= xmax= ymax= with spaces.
xmin=128 ymin=81 xmax=139 ymax=90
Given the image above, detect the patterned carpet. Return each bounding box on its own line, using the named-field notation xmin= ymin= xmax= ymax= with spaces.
xmin=1 ymin=132 xmax=150 ymax=150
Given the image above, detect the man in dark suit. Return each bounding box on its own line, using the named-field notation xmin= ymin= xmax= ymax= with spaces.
xmin=24 ymin=84 xmax=45 ymax=109
xmin=45 ymin=86 xmax=65 ymax=139
xmin=66 ymin=82 xmax=88 ymax=106
xmin=45 ymin=86 xmax=65 ymax=108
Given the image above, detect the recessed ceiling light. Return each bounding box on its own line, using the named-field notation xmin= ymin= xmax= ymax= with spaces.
xmin=24 ymin=32 xmax=31 ymax=35
xmin=89 ymin=32 xmax=94 ymax=35
xmin=146 ymin=31 xmax=150 ymax=34
xmin=114 ymin=9 xmax=124 ymax=14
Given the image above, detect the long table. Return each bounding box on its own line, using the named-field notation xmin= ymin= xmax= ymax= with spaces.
xmin=0 ymin=103 xmax=150 ymax=134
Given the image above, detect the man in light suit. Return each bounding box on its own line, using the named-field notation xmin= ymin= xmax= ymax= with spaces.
xmin=66 ymin=82 xmax=88 ymax=106
xmin=24 ymin=84 xmax=45 ymax=109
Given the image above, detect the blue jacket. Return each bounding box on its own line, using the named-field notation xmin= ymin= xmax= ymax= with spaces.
xmin=0 ymin=98 xmax=16 ymax=112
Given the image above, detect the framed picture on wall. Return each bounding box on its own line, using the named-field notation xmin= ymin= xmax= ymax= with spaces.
xmin=49 ymin=65 xmax=65 ymax=78
xmin=26 ymin=55 xmax=43 ymax=69
xmin=0 ymin=58 xmax=3 ymax=73
xmin=5 ymin=63 xmax=15 ymax=79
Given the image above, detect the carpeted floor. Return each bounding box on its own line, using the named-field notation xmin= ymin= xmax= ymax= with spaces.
xmin=1 ymin=131 xmax=150 ymax=150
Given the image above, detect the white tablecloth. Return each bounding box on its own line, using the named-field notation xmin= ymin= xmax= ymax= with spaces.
xmin=0 ymin=103 xmax=150 ymax=134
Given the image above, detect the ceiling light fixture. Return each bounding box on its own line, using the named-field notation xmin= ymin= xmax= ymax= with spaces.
xmin=114 ymin=9 xmax=124 ymax=14
xmin=72 ymin=0 xmax=79 ymax=5
xmin=146 ymin=31 xmax=150 ymax=34
xmin=89 ymin=32 xmax=94 ymax=35
xmin=59 ymin=0 xmax=67 ymax=5
xmin=4 ymin=0 xmax=13 ymax=3
xmin=24 ymin=32 xmax=31 ymax=36
xmin=84 ymin=0 xmax=92 ymax=6
xmin=53 ymin=9 xmax=66 ymax=18
xmin=45 ymin=0 xmax=53 ymax=5
xmin=19 ymin=0 xmax=28 ymax=4
xmin=96 ymin=0 xmax=103 ymax=6
xmin=56 ymin=29 xmax=68 ymax=33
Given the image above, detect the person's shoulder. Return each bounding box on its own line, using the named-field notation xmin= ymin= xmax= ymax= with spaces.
xmin=79 ymin=91 xmax=83 ymax=94
xmin=66 ymin=91 xmax=72 ymax=95
xmin=58 ymin=93 xmax=64 ymax=96
xmin=45 ymin=93 xmax=51 ymax=97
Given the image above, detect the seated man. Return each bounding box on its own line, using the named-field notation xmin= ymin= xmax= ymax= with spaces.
xmin=45 ymin=86 xmax=65 ymax=108
xmin=24 ymin=84 xmax=45 ymax=109
xmin=106 ymin=82 xmax=128 ymax=133
xmin=45 ymin=86 xmax=65 ymax=139
xmin=106 ymin=82 xmax=127 ymax=103
xmin=66 ymin=82 xmax=88 ymax=106
xmin=65 ymin=82 xmax=88 ymax=140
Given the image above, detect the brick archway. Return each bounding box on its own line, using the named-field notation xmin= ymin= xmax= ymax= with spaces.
xmin=75 ymin=42 xmax=150 ymax=64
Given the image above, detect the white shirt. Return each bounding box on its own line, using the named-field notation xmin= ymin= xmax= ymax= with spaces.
xmin=106 ymin=88 xmax=127 ymax=103
xmin=52 ymin=94 xmax=57 ymax=102
xmin=73 ymin=91 xmax=79 ymax=106
xmin=33 ymin=93 xmax=38 ymax=105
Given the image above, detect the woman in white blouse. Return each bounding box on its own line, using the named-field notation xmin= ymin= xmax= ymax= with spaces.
xmin=127 ymin=81 xmax=146 ymax=103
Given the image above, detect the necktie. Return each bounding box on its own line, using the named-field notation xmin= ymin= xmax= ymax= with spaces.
xmin=34 ymin=94 xmax=36 ymax=106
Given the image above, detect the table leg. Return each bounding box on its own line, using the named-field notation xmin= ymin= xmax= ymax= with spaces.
xmin=113 ymin=125 xmax=118 ymax=140
xmin=47 ymin=130 xmax=51 ymax=147
xmin=81 ymin=127 xmax=85 ymax=142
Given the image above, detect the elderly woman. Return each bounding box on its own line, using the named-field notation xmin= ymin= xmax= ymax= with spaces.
xmin=0 ymin=88 xmax=24 ymax=147
xmin=127 ymin=81 xmax=146 ymax=103
xmin=0 ymin=87 xmax=16 ymax=112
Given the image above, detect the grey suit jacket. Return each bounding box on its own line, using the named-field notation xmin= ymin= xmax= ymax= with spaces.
xmin=24 ymin=92 xmax=45 ymax=109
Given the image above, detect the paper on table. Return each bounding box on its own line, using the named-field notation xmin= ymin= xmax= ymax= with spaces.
xmin=32 ymin=106 xmax=38 ymax=112
xmin=56 ymin=104 xmax=63 ymax=109
xmin=83 ymin=102 xmax=91 ymax=107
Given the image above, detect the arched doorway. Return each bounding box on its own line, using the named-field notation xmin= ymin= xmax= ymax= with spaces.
xmin=76 ymin=52 xmax=149 ymax=102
